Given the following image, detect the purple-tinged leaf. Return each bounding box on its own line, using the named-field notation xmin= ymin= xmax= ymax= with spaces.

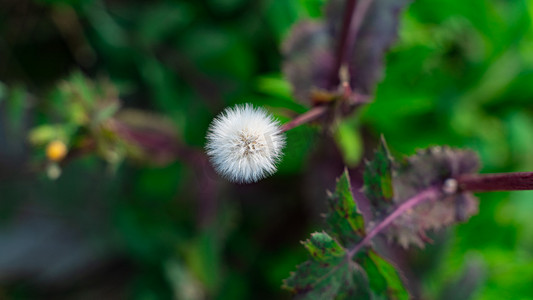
xmin=282 ymin=21 xmax=337 ymax=105
xmin=284 ymin=170 xmax=409 ymax=299
xmin=109 ymin=109 xmax=182 ymax=166
xmin=387 ymin=147 xmax=480 ymax=248
xmin=282 ymin=0 xmax=411 ymax=105
xmin=326 ymin=0 xmax=413 ymax=94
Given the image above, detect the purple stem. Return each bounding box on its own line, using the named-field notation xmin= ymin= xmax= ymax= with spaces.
xmin=458 ymin=172 xmax=533 ymax=192
xmin=348 ymin=186 xmax=440 ymax=258
xmin=329 ymin=0 xmax=375 ymax=88
xmin=280 ymin=106 xmax=328 ymax=132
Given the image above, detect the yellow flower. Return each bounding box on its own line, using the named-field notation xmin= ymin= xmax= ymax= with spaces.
xmin=46 ymin=140 xmax=68 ymax=162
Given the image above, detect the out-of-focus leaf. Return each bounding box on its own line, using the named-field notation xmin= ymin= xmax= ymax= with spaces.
xmin=282 ymin=0 xmax=411 ymax=104
xmin=50 ymin=72 xmax=119 ymax=126
xmin=357 ymin=249 xmax=409 ymax=300
xmin=363 ymin=136 xmax=394 ymax=216
xmin=282 ymin=21 xmax=336 ymax=104
xmin=164 ymin=259 xmax=205 ymax=300
xmin=334 ymin=121 xmax=363 ymax=167
xmin=326 ymin=0 xmax=412 ymax=94
xmin=28 ymin=125 xmax=71 ymax=146
xmin=438 ymin=255 xmax=486 ymax=300
xmin=93 ymin=102 xmax=120 ymax=125
xmin=255 ymin=75 xmax=294 ymax=101
xmin=389 ymin=146 xmax=480 ymax=248
xmin=110 ymin=109 xmax=181 ymax=166
xmin=137 ymin=3 xmax=192 ymax=46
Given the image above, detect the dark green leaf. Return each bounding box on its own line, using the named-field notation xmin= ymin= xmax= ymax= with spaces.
xmin=363 ymin=136 xmax=394 ymax=217
xmin=358 ymin=250 xmax=409 ymax=300
xmin=285 ymin=169 xmax=409 ymax=299
xmin=284 ymin=232 xmax=371 ymax=300
xmin=326 ymin=168 xmax=366 ymax=247
xmin=303 ymin=232 xmax=346 ymax=262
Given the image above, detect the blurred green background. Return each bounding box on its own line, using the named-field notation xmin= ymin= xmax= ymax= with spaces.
xmin=2 ymin=0 xmax=533 ymax=299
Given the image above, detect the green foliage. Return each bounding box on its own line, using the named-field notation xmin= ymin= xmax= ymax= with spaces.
xmin=3 ymin=0 xmax=533 ymax=298
xmin=364 ymin=137 xmax=394 ymax=215
xmin=284 ymin=169 xmax=408 ymax=299
xmin=326 ymin=170 xmax=365 ymax=246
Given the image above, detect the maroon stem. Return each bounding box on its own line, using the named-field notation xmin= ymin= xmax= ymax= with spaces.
xmin=458 ymin=172 xmax=533 ymax=192
xmin=348 ymin=186 xmax=440 ymax=258
xmin=330 ymin=0 xmax=375 ymax=88
xmin=280 ymin=106 xmax=328 ymax=132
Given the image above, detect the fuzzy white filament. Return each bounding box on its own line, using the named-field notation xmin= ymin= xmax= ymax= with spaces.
xmin=205 ymin=104 xmax=286 ymax=183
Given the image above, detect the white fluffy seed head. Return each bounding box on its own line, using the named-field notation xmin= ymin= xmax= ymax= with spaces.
xmin=205 ymin=104 xmax=286 ymax=183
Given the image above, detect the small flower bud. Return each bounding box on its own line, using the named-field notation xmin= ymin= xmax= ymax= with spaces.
xmin=46 ymin=140 xmax=68 ymax=162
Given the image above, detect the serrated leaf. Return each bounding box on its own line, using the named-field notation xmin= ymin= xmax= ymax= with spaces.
xmin=284 ymin=232 xmax=371 ymax=300
xmin=285 ymin=169 xmax=409 ymax=299
xmin=387 ymin=146 xmax=480 ymax=248
xmin=363 ymin=137 xmax=394 ymax=217
xmin=326 ymin=168 xmax=366 ymax=247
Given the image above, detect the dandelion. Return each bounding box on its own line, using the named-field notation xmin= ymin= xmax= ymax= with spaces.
xmin=205 ymin=104 xmax=286 ymax=183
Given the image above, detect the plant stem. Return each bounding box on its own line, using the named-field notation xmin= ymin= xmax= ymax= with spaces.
xmin=345 ymin=171 xmax=533 ymax=257
xmin=347 ymin=186 xmax=440 ymax=258
xmin=330 ymin=0 xmax=375 ymax=88
xmin=281 ymin=106 xmax=328 ymax=132
xmin=458 ymin=172 xmax=533 ymax=192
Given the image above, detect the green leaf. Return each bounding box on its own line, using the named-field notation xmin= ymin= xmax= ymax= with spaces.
xmin=358 ymin=250 xmax=409 ymax=300
xmin=334 ymin=120 xmax=363 ymax=167
xmin=285 ymin=169 xmax=409 ymax=299
xmin=281 ymin=20 xmax=336 ymax=104
xmin=303 ymin=232 xmax=346 ymax=262
xmin=93 ymin=101 xmax=120 ymax=125
xmin=363 ymin=136 xmax=394 ymax=216
xmin=284 ymin=231 xmax=371 ymax=300
xmin=326 ymin=168 xmax=366 ymax=247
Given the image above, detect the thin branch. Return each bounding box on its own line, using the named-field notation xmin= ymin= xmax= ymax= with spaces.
xmin=458 ymin=172 xmax=533 ymax=192
xmin=280 ymin=106 xmax=329 ymax=132
xmin=348 ymin=186 xmax=440 ymax=258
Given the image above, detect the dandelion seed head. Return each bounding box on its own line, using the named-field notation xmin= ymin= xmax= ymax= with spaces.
xmin=205 ymin=104 xmax=286 ymax=183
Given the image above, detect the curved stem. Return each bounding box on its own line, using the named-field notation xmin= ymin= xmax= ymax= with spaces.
xmin=348 ymin=186 xmax=440 ymax=258
xmin=280 ymin=106 xmax=328 ymax=132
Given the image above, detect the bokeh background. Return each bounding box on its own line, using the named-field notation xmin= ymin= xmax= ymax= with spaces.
xmin=2 ymin=0 xmax=533 ymax=299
